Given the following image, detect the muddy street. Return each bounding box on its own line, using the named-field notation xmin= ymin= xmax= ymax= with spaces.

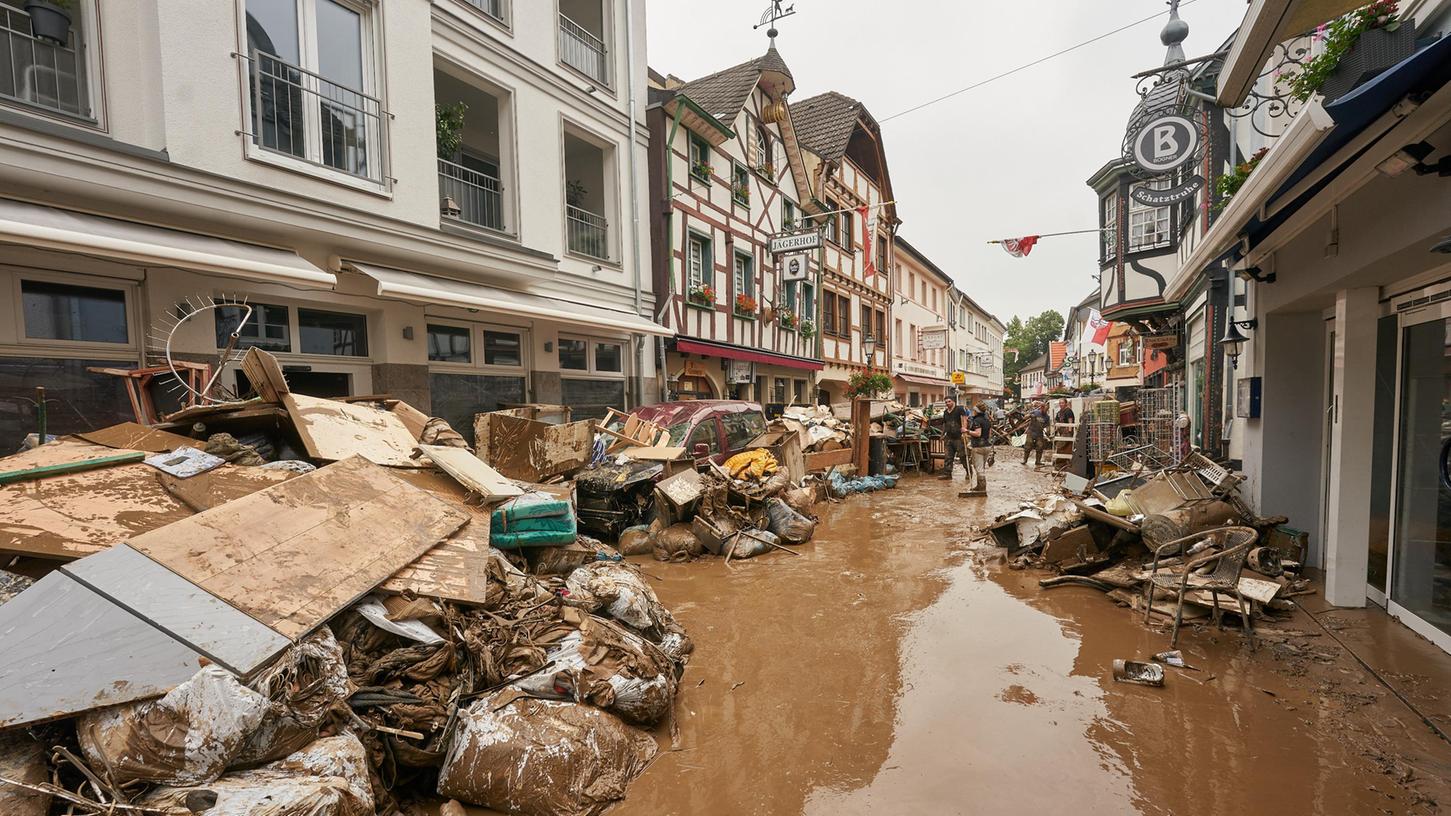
xmin=614 ymin=461 xmax=1451 ymax=816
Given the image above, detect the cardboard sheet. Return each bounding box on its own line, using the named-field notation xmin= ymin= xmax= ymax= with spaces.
xmin=74 ymin=423 xmax=197 ymax=453
xmin=240 ymin=347 xmax=290 ymax=403
xmin=381 ymin=533 xmax=496 ymax=605
xmin=418 ymin=444 xmax=523 ymax=500
xmin=128 ymin=457 xmax=469 ymax=639
xmin=284 ymin=394 xmax=423 ymax=467
xmin=474 ymin=411 xmax=594 ymax=482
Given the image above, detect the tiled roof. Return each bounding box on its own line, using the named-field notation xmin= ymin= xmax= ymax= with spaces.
xmin=676 ymin=46 xmax=794 ymax=123
xmin=790 ymin=91 xmax=866 ymax=162
xmin=1049 ymin=340 xmax=1069 ymax=372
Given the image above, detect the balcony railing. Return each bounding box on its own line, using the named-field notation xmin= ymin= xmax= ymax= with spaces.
xmin=247 ymin=50 xmax=385 ymax=183
xmin=439 ymin=158 xmax=504 ymax=231
xmin=558 ymin=13 xmax=608 ymax=85
xmin=566 ymin=204 xmax=608 ymax=260
xmin=0 ymin=3 xmax=89 ymax=119
xmin=463 ymin=0 xmax=505 ymax=21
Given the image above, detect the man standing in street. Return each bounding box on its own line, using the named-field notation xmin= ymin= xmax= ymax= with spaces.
xmin=1023 ymin=400 xmax=1048 ymax=468
xmin=938 ymin=396 xmax=970 ymax=480
xmin=966 ymin=401 xmax=992 ymax=494
xmin=1055 ymin=398 xmax=1076 ymax=428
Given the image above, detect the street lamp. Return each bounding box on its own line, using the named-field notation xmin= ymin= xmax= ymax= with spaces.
xmin=1220 ymin=317 xmax=1257 ymax=368
xmin=862 ymin=335 xmax=877 ymax=370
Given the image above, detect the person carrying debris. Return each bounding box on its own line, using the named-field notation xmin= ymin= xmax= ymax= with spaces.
xmin=937 ymin=396 xmax=971 ymax=481
xmin=966 ymin=402 xmax=992 ymax=494
xmin=1023 ymin=401 xmax=1048 ymax=468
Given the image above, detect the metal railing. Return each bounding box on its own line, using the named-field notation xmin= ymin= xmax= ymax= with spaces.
xmin=558 ymin=13 xmax=608 ymax=85
xmin=0 ymin=3 xmax=89 ymax=119
xmin=463 ymin=0 xmax=506 ymax=21
xmin=566 ymin=204 xmax=608 ymax=259
xmin=438 ymin=157 xmax=504 ymax=231
xmin=247 ymin=50 xmax=385 ymax=183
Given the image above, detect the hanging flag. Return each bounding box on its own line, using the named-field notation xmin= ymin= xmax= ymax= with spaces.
xmin=859 ymin=205 xmax=878 ymax=277
xmin=999 ymin=236 xmax=1040 ymax=257
xmin=1082 ymin=309 xmax=1112 ymax=348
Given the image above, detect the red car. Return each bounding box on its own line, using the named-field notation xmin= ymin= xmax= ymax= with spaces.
xmin=628 ymin=400 xmax=768 ymax=466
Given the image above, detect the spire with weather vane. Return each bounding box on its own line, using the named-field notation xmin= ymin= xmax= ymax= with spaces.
xmin=754 ymin=1 xmax=796 ymax=44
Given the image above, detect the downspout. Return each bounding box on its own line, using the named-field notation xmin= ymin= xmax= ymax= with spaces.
xmin=657 ymin=102 xmax=686 ymax=401
xmin=624 ymin=0 xmax=646 ymax=407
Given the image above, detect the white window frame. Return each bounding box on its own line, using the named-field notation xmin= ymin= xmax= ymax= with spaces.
xmin=687 ymin=231 xmax=711 ymax=290
xmin=1101 ymin=190 xmax=1119 ymax=260
xmin=457 ymin=0 xmax=510 ymax=31
xmin=0 ymin=0 xmax=106 ymax=128
xmin=559 ymin=332 xmax=628 ymax=379
xmin=7 ymin=269 xmax=138 ymax=354
xmin=732 ymin=251 xmax=754 ymax=302
xmin=1128 ymin=180 xmax=1171 ymax=252
xmin=237 ymin=0 xmax=390 ymax=194
xmin=1118 ymin=339 xmax=1135 ymax=366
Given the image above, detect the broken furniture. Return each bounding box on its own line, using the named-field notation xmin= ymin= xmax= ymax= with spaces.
xmin=87 ymin=361 xmax=216 ymax=425
xmin=1142 ymin=526 xmax=1260 ymax=649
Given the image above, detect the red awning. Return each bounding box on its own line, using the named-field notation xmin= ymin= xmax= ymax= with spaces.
xmin=895 ymin=373 xmax=952 ymax=387
xmin=673 ymin=338 xmax=824 ymax=372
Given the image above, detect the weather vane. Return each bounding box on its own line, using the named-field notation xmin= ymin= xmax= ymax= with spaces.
xmin=754 ymin=1 xmax=796 ymax=41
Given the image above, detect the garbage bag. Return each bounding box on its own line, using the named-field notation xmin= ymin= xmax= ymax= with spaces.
xmin=141 ymin=735 xmax=374 ymax=816
xmin=765 ymin=497 xmax=816 ymax=544
xmin=652 ymin=522 xmax=704 ymax=562
xmin=529 ymin=537 xmax=621 ymax=575
xmin=0 ymin=730 xmax=50 ymax=816
xmin=827 ymin=471 xmax=898 ymax=497
xmin=781 ymin=487 xmax=816 ymax=514
xmin=512 ymin=616 xmax=678 ymax=725
xmin=723 ymin=449 xmax=778 ymax=481
xmin=437 ymin=690 xmax=657 ymax=816
xmin=617 ymin=525 xmax=653 ymax=556
xmin=565 ymin=562 xmax=677 ymax=640
xmin=78 ymin=665 xmax=269 ymax=785
xmin=729 ymin=530 xmax=777 ymax=559
xmin=233 ymin=627 xmax=351 ymax=768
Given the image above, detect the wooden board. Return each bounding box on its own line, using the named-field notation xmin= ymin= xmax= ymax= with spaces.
xmin=804 ymin=447 xmax=854 ymax=472
xmin=0 ymin=462 xmax=193 ymax=560
xmin=129 ymin=457 xmax=469 ymax=640
xmin=283 ymin=393 xmax=423 ymax=467
xmin=419 ymin=445 xmax=523 ymax=501
xmin=618 ymin=446 xmax=689 ymax=461
xmin=155 ymin=466 xmax=298 ymax=512
xmin=380 ymin=534 xmax=498 ymax=605
xmin=474 ymin=412 xmax=593 ymax=482
xmin=240 ymin=347 xmax=290 ymax=402
xmin=62 ymin=545 xmax=290 ymax=674
xmin=0 ymin=572 xmax=206 ymax=728
xmin=74 ymin=423 xmax=197 ymax=453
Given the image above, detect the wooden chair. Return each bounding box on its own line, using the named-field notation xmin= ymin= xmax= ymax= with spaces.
xmin=1142 ymin=526 xmax=1260 ymax=649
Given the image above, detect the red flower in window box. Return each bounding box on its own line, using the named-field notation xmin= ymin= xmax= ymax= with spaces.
xmin=734 ymin=293 xmax=757 ymax=315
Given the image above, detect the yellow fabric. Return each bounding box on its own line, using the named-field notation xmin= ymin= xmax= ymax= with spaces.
xmin=1105 ymin=491 xmax=1135 ymax=518
xmin=724 ymin=449 xmax=778 ymax=481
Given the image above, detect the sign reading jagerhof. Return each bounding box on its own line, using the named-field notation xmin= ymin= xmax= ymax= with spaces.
xmin=769 ymin=231 xmax=822 ymax=254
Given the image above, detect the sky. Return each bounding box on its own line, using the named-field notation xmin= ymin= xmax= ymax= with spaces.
xmin=644 ymin=0 xmax=1248 ymax=327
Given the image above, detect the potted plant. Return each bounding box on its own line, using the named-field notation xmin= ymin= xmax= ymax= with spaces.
xmin=435 ymin=101 xmax=467 ymax=158
xmin=1285 ymin=1 xmax=1412 ymax=103
xmin=756 ymin=162 xmax=775 ymax=178
xmin=691 ymin=160 xmax=711 ymax=182
xmin=1213 ymin=147 xmax=1269 ymax=212
xmin=734 ymin=293 xmax=757 ymax=317
xmin=688 ymin=283 xmax=715 ymax=306
xmin=24 ymin=0 xmax=73 ymax=46
xmin=778 ymin=309 xmax=798 ymax=330
xmin=732 ymin=180 xmax=750 ymax=205
xmin=845 ymin=371 xmax=893 ymax=400
xmin=799 ymin=319 xmax=816 ymax=338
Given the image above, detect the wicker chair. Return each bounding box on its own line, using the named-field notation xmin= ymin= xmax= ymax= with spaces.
xmin=1142 ymin=526 xmax=1260 ymax=649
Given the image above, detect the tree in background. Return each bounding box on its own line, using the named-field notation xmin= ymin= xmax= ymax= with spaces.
xmin=1003 ymin=310 xmax=1065 ymax=396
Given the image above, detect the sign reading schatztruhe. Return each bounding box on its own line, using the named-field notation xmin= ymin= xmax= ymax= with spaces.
xmin=1126 ymin=113 xmax=1205 ymax=206
xmin=769 ymin=231 xmax=822 ymax=254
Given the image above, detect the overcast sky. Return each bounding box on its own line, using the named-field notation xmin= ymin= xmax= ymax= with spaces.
xmin=644 ymin=0 xmax=1247 ymax=326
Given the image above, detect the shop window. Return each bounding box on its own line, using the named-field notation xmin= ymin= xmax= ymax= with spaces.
xmin=594 ymin=341 xmax=622 ymax=373
xmin=483 ymin=330 xmax=522 ymax=367
xmin=298 ymin=308 xmax=368 ymax=356
xmin=217 ymin=302 xmax=290 ymax=352
xmin=793 ymin=379 xmax=807 ymax=404
xmin=558 ymin=337 xmax=588 ymax=370
xmin=772 ymin=377 xmax=787 ymax=404
xmin=561 ymin=377 xmax=625 ymax=421
xmin=429 ymin=371 xmax=525 ymax=445
xmin=21 ymin=280 xmax=127 ymax=344
xmin=427 ymin=324 xmax=471 ymax=363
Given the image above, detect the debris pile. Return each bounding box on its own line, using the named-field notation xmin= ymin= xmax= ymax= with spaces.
xmin=0 ymin=349 xmax=690 ymax=816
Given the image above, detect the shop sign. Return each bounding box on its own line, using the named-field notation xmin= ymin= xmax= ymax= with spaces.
xmin=950 ymin=370 xmax=967 ymax=385
xmin=683 ymin=359 xmax=709 ymax=377
xmin=769 ymin=231 xmax=822 ymax=254
xmin=920 ymin=328 xmax=948 ymax=351
xmin=893 ymin=359 xmax=941 ymax=378
xmin=780 ymin=253 xmax=810 ymax=281
xmin=1130 ymin=114 xmax=1198 ymax=174
xmin=1131 ymin=177 xmax=1203 ymax=206
xmin=726 ymin=359 xmax=754 ymax=384
xmin=1143 ymin=333 xmax=1179 ymax=351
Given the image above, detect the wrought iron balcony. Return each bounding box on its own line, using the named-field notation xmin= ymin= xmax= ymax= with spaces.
xmin=438 ymin=158 xmax=504 ymax=231
xmin=247 ymin=50 xmax=385 ymax=183
xmin=0 ymin=3 xmax=90 ymax=119
xmin=566 ymin=204 xmax=609 ymax=260
xmin=558 ymin=14 xmax=608 ymax=85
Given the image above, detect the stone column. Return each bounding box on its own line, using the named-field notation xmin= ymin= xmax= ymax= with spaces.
xmin=1324 ymin=287 xmax=1378 ymax=607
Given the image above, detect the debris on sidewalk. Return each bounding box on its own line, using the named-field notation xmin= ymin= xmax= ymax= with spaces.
xmin=1111 ymin=658 xmax=1166 ymax=687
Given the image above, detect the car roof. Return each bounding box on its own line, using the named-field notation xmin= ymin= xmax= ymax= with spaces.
xmin=631 ymin=400 xmax=764 ymax=426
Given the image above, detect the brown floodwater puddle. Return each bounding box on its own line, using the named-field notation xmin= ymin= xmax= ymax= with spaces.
xmin=607 ymin=464 xmax=1451 ymax=816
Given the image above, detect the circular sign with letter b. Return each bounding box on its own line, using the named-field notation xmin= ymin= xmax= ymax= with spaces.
xmin=1131 ymin=114 xmax=1199 ymax=174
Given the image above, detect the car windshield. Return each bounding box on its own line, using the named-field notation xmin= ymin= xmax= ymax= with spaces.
xmin=666 ymin=422 xmax=692 ymax=446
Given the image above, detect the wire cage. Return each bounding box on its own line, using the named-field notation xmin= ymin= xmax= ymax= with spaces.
xmin=1136 ymin=384 xmax=1184 ymax=463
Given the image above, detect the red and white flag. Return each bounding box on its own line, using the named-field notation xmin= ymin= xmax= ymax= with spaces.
xmin=859 ymin=205 xmax=878 ymax=277
xmin=999 ymin=235 xmax=1040 ymax=257
xmin=1083 ymin=308 xmax=1112 ymax=348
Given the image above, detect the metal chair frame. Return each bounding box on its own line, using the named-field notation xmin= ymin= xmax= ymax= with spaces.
xmin=1142 ymin=525 xmax=1260 ymax=649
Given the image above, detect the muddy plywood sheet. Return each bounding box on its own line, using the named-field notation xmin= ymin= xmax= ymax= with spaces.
xmin=0 ymin=462 xmax=191 ymax=560
xmin=62 ymin=544 xmax=290 ymax=673
xmin=155 ymin=466 xmax=297 ymax=512
xmin=0 ymin=571 xmax=206 ymax=728
xmin=283 ymin=393 xmax=423 ymax=468
xmin=128 ymin=457 xmax=469 ymax=640
xmin=474 ymin=412 xmax=593 ymax=482
xmin=387 ymin=469 xmax=493 ymax=523
xmin=419 ymin=444 xmax=522 ymax=501
xmin=380 ymin=533 xmax=497 ymax=605
xmin=74 ymin=423 xmax=197 ymax=453
xmin=240 ymin=347 xmax=290 ymax=402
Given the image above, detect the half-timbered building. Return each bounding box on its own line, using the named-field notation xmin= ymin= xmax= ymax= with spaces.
xmin=646 ymin=47 xmax=822 ymax=407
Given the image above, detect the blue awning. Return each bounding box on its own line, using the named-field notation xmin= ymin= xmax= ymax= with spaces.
xmin=1241 ymin=33 xmax=1451 ymax=252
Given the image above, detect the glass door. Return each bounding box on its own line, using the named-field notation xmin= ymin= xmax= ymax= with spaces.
xmin=1388 ymin=302 xmax=1451 ymax=648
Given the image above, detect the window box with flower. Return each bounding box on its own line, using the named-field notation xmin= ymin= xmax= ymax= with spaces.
xmin=777 ymin=309 xmax=798 ymax=330
xmin=799 ymin=319 xmax=816 ymax=339
xmin=734 ymin=293 xmax=757 ymax=318
xmin=1285 ymin=1 xmax=1414 ymax=103
xmin=1214 ymin=147 xmax=1269 ymax=212
xmin=691 ymin=160 xmax=712 ymax=183
xmin=688 ymin=284 xmax=716 ymax=308
xmin=732 ymin=181 xmax=751 ymax=207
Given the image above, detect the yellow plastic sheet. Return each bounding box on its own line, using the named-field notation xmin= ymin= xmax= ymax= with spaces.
xmin=724 ymin=449 xmax=779 ymax=481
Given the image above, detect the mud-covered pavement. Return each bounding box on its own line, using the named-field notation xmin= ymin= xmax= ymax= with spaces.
xmin=612 ymin=456 xmax=1451 ymax=816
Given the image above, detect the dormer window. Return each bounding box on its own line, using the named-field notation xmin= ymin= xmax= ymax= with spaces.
xmin=1128 ymin=179 xmax=1171 ymax=252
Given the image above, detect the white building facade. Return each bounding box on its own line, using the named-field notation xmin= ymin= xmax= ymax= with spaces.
xmin=890 ymin=237 xmax=952 ymax=406
xmin=949 ymin=287 xmax=1006 ymax=402
xmin=0 ymin=0 xmax=664 ymax=444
